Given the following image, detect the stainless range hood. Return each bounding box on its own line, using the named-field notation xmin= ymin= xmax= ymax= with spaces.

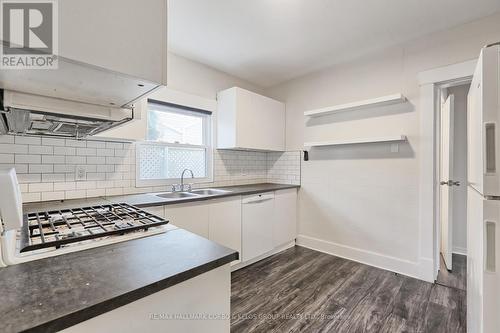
xmin=0 ymin=55 xmax=161 ymax=139
xmin=0 ymin=90 xmax=134 ymax=138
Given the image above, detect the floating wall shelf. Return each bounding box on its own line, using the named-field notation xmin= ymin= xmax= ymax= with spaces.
xmin=304 ymin=135 xmax=407 ymax=147
xmin=304 ymin=93 xmax=407 ymax=118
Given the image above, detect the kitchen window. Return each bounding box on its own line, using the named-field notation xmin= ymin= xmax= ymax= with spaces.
xmin=136 ymin=100 xmax=213 ymax=187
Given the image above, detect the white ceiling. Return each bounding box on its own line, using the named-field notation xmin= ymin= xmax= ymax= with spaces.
xmin=169 ymin=0 xmax=500 ymax=87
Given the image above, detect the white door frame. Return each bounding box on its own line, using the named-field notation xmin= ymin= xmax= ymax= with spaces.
xmin=418 ymin=59 xmax=476 ymax=281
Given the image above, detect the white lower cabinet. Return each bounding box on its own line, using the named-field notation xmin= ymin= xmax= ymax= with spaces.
xmin=146 ymin=188 xmax=297 ymax=267
xmin=273 ymin=189 xmax=298 ymax=247
xmin=141 ymin=205 xmax=165 ymax=219
xmin=164 ymin=202 xmax=210 ymax=238
xmin=208 ymin=197 xmax=242 ymax=264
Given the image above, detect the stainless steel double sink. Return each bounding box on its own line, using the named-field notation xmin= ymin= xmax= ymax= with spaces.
xmin=156 ymin=188 xmax=231 ymax=199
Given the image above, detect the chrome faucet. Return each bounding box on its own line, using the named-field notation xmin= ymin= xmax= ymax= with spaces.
xmin=180 ymin=168 xmax=194 ymax=192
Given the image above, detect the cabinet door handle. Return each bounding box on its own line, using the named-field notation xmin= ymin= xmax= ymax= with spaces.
xmin=485 ymin=123 xmax=496 ymax=173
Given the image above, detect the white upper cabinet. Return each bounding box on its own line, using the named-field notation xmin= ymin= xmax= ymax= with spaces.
xmin=59 ymin=0 xmax=167 ymax=85
xmin=217 ymin=87 xmax=285 ymax=151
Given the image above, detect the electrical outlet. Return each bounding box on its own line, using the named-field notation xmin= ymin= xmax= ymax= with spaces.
xmin=390 ymin=143 xmax=399 ymax=153
xmin=76 ymin=166 xmax=86 ymax=181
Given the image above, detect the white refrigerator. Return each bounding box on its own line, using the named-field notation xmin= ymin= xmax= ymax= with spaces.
xmin=467 ymin=43 xmax=500 ymax=333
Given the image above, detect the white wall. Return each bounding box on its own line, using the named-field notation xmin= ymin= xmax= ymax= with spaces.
xmin=447 ymin=84 xmax=469 ymax=255
xmin=167 ymin=52 xmax=263 ymax=99
xmin=266 ymin=12 xmax=500 ymax=280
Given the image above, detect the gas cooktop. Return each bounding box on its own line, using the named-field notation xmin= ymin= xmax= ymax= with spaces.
xmin=20 ymin=203 xmax=169 ymax=253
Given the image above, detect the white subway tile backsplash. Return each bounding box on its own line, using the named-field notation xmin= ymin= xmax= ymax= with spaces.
xmin=87 ymin=156 xmax=106 ymax=164
xmin=19 ymin=183 xmax=28 ymax=192
xmin=96 ymin=164 xmax=114 ymax=173
xmin=106 ymin=156 xmax=123 ymax=164
xmin=65 ymin=190 xmax=87 ymax=199
xmin=66 ymin=156 xmax=86 ymax=164
xmin=29 ymin=164 xmax=53 ymax=173
xmin=106 ymin=142 xmax=123 ymax=150
xmin=106 ymin=172 xmax=122 ymax=181
xmin=105 ymin=188 xmax=123 ymax=196
xmin=42 ymin=137 xmax=66 ymax=146
xmin=0 ymin=134 xmax=300 ymax=202
xmin=114 ymin=179 xmax=130 ymax=188
xmin=96 ymin=148 xmax=114 ymax=156
xmin=86 ymin=172 xmax=106 ymax=181
xmin=29 ymin=183 xmax=53 ymax=192
xmin=65 ymin=139 xmax=86 ymax=148
xmin=54 ymin=164 xmax=75 ymax=173
xmin=42 ymin=155 xmax=65 ymax=164
xmin=76 ymin=147 xmax=96 ymax=156
xmin=18 ymin=173 xmax=41 ymax=183
xmin=76 ymin=181 xmax=96 ymax=190
xmin=114 ymin=164 xmax=130 ymax=173
xmin=86 ymin=188 xmax=105 ymax=198
xmin=0 ymin=136 xmax=14 ymax=144
xmin=42 ymin=191 xmax=65 ymax=201
xmin=15 ymin=136 xmax=41 ymax=145
xmin=29 ymin=145 xmax=53 ymax=155
xmin=0 ymin=164 xmax=28 ymax=173
xmin=86 ymin=141 xmax=106 ymax=149
xmin=82 ymin=165 xmax=97 ymax=173
xmin=42 ymin=173 xmax=66 ymax=182
xmin=0 ymin=154 xmax=14 ymax=163
xmin=15 ymin=154 xmax=41 ymax=164
xmin=114 ymin=149 xmax=128 ymax=157
xmin=54 ymin=146 xmax=76 ymax=155
xmin=0 ymin=144 xmax=28 ymax=154
xmin=54 ymin=182 xmax=76 ymax=191
xmin=22 ymin=192 xmax=41 ymax=203
xmin=96 ymin=180 xmax=114 ymax=189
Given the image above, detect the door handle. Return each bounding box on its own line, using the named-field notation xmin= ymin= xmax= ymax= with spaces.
xmin=440 ymin=180 xmax=461 ymax=186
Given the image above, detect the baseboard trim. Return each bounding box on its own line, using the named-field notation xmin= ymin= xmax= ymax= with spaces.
xmin=231 ymin=241 xmax=296 ymax=271
xmin=296 ymin=235 xmax=434 ymax=282
xmin=452 ymin=246 xmax=467 ymax=256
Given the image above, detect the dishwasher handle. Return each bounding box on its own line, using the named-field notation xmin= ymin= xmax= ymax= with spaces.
xmin=242 ymin=193 xmax=275 ymax=204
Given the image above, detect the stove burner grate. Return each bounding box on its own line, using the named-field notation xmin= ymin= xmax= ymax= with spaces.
xmin=20 ymin=203 xmax=169 ymax=252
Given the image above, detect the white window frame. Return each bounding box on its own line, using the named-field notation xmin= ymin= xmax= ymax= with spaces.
xmin=136 ymin=100 xmax=213 ymax=187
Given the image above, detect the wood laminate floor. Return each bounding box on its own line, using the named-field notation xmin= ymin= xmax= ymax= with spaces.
xmin=231 ymin=246 xmax=466 ymax=333
xmin=436 ymin=253 xmax=466 ymax=291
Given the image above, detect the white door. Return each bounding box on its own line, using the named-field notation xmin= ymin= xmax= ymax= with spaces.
xmin=440 ymin=94 xmax=456 ymax=270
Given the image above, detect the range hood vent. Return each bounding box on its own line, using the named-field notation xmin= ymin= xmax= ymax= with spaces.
xmin=0 ymin=54 xmax=161 ymax=139
xmin=0 ymin=90 xmax=134 ymax=139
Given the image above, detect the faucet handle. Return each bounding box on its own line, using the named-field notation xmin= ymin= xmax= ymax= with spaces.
xmin=171 ymin=184 xmax=179 ymax=192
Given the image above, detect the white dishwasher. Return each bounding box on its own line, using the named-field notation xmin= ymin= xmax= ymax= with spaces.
xmin=241 ymin=192 xmax=275 ymax=262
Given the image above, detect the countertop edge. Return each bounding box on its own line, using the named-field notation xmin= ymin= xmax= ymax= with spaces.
xmin=23 ymin=251 xmax=238 ymax=333
xmin=115 ymin=184 xmax=301 ymax=208
xmin=23 ymin=183 xmax=301 ymax=213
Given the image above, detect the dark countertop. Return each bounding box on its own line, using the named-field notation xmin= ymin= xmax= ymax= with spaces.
xmin=23 ymin=183 xmax=300 ymax=212
xmin=0 ymin=228 xmax=238 ymax=333
xmin=106 ymin=183 xmax=300 ymax=208
xmin=9 ymin=183 xmax=297 ymax=332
